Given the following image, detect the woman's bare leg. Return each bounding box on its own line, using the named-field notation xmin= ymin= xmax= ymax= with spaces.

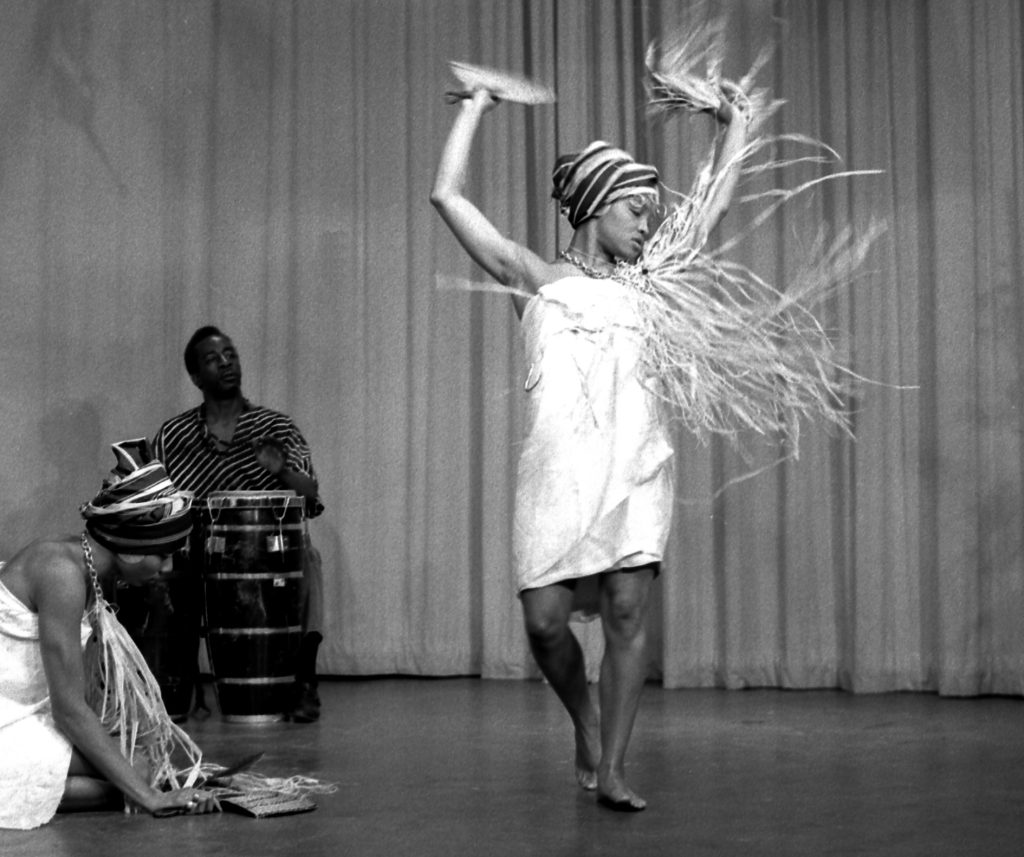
xmin=596 ymin=565 xmax=655 ymax=811
xmin=521 ymin=583 xmax=601 ymax=789
xmin=59 ymin=749 xmax=122 ymax=812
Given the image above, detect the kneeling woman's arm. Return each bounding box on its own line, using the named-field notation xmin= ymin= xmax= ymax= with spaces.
xmin=35 ymin=552 xmax=215 ymax=816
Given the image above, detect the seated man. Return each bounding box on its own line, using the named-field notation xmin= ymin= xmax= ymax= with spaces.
xmin=153 ymin=326 xmax=326 ymax=722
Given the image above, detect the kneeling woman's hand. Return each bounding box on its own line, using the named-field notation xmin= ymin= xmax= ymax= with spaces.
xmin=148 ymin=788 xmax=221 ymax=818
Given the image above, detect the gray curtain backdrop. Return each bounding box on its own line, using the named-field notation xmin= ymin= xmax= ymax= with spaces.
xmin=0 ymin=0 xmax=1021 ymax=695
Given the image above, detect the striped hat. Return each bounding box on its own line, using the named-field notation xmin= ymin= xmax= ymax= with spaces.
xmin=551 ymin=141 xmax=659 ymax=228
xmin=81 ymin=440 xmax=194 ymax=555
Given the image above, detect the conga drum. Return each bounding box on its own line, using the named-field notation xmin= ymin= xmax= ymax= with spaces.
xmin=113 ymin=536 xmax=203 ymax=723
xmin=201 ymin=491 xmax=306 ymax=723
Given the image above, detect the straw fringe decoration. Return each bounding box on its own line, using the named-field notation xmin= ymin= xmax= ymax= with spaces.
xmin=620 ymin=218 xmax=884 ymax=453
xmin=202 ymin=771 xmax=338 ymax=797
xmin=620 ymin=14 xmax=884 ymax=458
xmin=446 ymin=61 xmax=556 ymax=105
xmin=645 ymin=16 xmax=783 ymax=137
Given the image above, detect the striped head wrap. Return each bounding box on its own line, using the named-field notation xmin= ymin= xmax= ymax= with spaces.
xmin=80 ymin=439 xmax=194 ymax=555
xmin=551 ymin=141 xmax=659 ymax=229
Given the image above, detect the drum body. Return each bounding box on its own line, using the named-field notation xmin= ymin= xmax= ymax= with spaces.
xmin=202 ymin=491 xmax=305 ymax=723
xmin=113 ymin=539 xmax=203 ymax=723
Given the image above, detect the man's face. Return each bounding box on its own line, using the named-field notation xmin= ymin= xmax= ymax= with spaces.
xmin=190 ymin=335 xmax=242 ymax=398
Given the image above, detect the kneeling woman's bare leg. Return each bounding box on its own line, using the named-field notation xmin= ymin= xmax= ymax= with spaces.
xmin=596 ymin=565 xmax=656 ymax=811
xmin=59 ymin=749 xmax=124 ymax=812
xmin=520 ymin=583 xmax=601 ymax=790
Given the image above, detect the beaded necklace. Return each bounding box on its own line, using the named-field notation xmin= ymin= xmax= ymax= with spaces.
xmin=81 ymin=531 xmax=105 ymax=612
xmin=559 ymin=249 xmax=618 ymax=280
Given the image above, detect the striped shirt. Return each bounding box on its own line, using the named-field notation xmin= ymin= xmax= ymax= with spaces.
xmin=152 ymin=401 xmax=323 ymax=517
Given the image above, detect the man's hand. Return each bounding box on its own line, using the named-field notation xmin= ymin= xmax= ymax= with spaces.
xmin=253 ymin=437 xmax=286 ymax=475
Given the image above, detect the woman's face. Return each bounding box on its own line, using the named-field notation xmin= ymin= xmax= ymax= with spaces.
xmin=596 ymin=195 xmax=656 ymax=262
xmin=115 ymin=553 xmax=174 ymax=585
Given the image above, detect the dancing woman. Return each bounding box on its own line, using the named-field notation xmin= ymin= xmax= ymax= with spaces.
xmin=431 ymin=72 xmax=746 ymax=809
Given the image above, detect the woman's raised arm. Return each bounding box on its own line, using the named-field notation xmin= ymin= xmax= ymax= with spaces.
xmin=431 ymin=89 xmax=548 ymax=307
xmin=698 ymin=89 xmax=749 ymax=235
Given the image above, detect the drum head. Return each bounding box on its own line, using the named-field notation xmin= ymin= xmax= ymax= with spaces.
xmin=206 ymin=491 xmax=302 ymax=509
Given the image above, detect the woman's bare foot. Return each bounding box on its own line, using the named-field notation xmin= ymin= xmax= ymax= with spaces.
xmin=596 ymin=770 xmax=646 ymax=812
xmin=574 ymin=720 xmax=601 ymax=790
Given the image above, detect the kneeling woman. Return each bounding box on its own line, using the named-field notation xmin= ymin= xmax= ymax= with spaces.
xmin=0 ymin=442 xmax=218 ymax=828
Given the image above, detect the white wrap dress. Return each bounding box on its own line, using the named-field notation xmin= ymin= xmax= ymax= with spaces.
xmin=0 ymin=577 xmax=92 ymax=829
xmin=513 ymin=276 xmax=675 ymax=615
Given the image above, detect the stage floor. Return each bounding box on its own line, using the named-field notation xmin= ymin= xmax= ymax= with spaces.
xmin=4 ymin=678 xmax=1023 ymax=857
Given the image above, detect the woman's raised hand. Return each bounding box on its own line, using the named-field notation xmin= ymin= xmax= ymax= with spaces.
xmin=713 ymin=80 xmax=745 ymax=125
xmin=466 ymin=86 xmax=501 ymax=113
